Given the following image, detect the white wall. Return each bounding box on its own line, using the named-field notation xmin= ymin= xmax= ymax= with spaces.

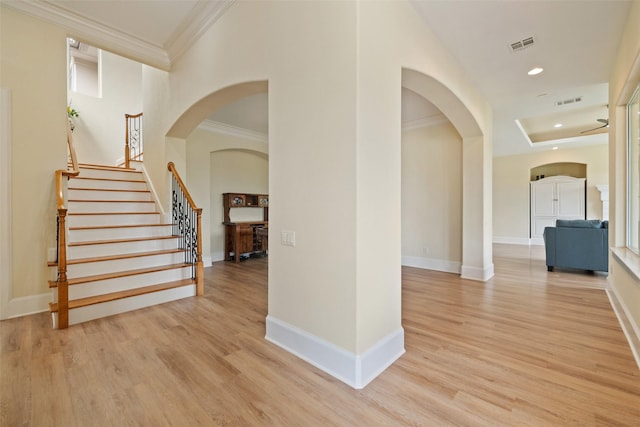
xmin=493 ymin=144 xmax=608 ymax=244
xmin=0 ymin=7 xmax=67 ymax=318
xmin=1 ymin=0 xmax=493 ymax=387
xmin=608 ymin=0 xmax=640 ymax=365
xmin=69 ymin=50 xmax=143 ymax=165
xmin=149 ymin=0 xmax=491 ymax=387
xmin=401 ymin=122 xmax=462 ymax=272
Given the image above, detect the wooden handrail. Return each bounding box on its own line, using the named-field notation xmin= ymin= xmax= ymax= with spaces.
xmin=64 ymin=118 xmax=79 ymax=176
xmin=168 ymin=162 xmax=204 ymax=296
xmin=167 ymin=162 xmax=199 ymax=210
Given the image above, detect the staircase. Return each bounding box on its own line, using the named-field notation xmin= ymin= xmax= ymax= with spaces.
xmin=49 ymin=163 xmax=199 ymax=328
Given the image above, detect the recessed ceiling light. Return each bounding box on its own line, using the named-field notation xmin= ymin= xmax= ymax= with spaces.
xmin=553 ymin=123 xmax=563 ymax=128
xmin=552 ymin=147 xmax=559 ymax=150
xmin=528 ymin=67 xmax=544 ymax=76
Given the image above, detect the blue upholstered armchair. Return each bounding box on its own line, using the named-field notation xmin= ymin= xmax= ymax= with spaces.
xmin=543 ymin=220 xmax=609 ymax=273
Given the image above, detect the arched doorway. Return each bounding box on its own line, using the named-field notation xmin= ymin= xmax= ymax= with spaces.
xmin=402 ymin=68 xmax=493 ymax=281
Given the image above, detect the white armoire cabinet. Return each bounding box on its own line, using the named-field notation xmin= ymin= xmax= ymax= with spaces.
xmin=530 ymin=176 xmax=585 ymax=241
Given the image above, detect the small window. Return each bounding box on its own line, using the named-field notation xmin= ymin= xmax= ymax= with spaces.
xmin=68 ymin=38 xmax=100 ymax=98
xmin=627 ymin=85 xmax=640 ymax=253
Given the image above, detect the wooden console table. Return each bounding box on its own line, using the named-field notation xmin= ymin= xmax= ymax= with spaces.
xmin=222 ymin=193 xmax=268 ymax=263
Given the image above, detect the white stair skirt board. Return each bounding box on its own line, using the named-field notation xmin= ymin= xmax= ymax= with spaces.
xmin=69 ymin=177 xmax=148 ymax=191
xmin=265 ymin=315 xmax=405 ymax=389
xmin=77 ymin=168 xmax=143 ymax=181
xmin=67 ymin=189 xmax=152 ymax=202
xmin=401 ymin=256 xmax=461 ymax=274
xmin=68 ymin=201 xmax=157 ymax=213
xmin=66 ymin=251 xmax=186 ymax=277
xmin=51 ymin=284 xmax=196 ymax=328
xmin=69 ymin=224 xmax=174 ymax=241
xmin=460 ymin=264 xmax=495 ymax=281
xmin=63 ymin=267 xmax=193 ymax=300
xmin=67 ymin=213 xmax=162 ymax=227
xmin=67 ymin=238 xmax=178 ymax=259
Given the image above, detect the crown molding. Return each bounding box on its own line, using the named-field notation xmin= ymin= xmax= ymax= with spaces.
xmin=402 ymin=114 xmax=449 ymax=131
xmin=3 ymin=0 xmax=171 ymax=70
xmin=166 ymin=0 xmax=236 ymax=65
xmin=198 ymin=120 xmax=268 ymax=143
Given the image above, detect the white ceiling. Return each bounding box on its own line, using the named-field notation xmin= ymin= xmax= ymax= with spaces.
xmin=7 ymin=0 xmax=632 ymax=156
xmin=410 ymin=0 xmax=631 ymax=156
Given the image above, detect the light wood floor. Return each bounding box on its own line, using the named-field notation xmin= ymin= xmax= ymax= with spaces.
xmin=1 ymin=245 xmax=639 ymax=426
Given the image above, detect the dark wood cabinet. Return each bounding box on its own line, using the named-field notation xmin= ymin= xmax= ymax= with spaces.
xmin=223 ymin=193 xmax=268 ymax=263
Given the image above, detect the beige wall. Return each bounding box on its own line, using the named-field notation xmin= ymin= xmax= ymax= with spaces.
xmin=608 ymin=0 xmax=640 ymax=360
xmin=70 ymin=50 xmax=143 ymax=165
xmin=401 ymin=122 xmax=462 ymax=271
xmin=0 ymin=7 xmax=67 ymax=317
xmin=493 ymin=144 xmax=608 ymax=243
xmin=131 ymin=0 xmax=493 ymax=358
xmin=0 ymin=1 xmax=493 ymax=384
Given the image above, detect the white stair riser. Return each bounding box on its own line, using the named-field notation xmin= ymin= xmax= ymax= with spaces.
xmin=78 ymin=168 xmax=144 ymax=181
xmin=67 ymin=213 xmax=163 ymax=227
xmin=69 ymin=225 xmax=174 ymax=242
xmin=68 ymin=238 xmax=179 ymax=259
xmin=69 ymin=200 xmax=156 ymax=213
xmin=67 ymin=252 xmax=186 ymax=277
xmin=68 ymin=178 xmax=147 ymax=191
xmin=51 ymin=285 xmax=196 ymax=328
xmin=67 ymin=267 xmax=193 ymax=300
xmin=68 ymin=189 xmax=152 ymax=202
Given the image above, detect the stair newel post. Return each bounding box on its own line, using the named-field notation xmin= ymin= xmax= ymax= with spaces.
xmin=124 ymin=113 xmax=131 ymax=169
xmin=57 ymin=207 xmax=69 ymax=329
xmin=55 ymin=169 xmax=70 ymax=329
xmin=195 ymin=207 xmax=204 ymax=296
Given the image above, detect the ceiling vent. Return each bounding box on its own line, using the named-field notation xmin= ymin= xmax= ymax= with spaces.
xmin=555 ymin=96 xmax=583 ymax=107
xmin=510 ymin=36 xmax=535 ymax=52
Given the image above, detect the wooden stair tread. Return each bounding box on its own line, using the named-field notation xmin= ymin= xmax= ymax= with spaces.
xmin=69 ymin=223 xmax=174 ymax=230
xmin=49 ymin=262 xmax=192 ymax=287
xmin=49 ymin=248 xmax=186 ymax=267
xmin=69 ymin=235 xmax=178 ymax=247
xmin=49 ymin=278 xmax=195 ymax=312
xmin=68 ymin=211 xmax=161 ymax=216
xmin=68 ymin=187 xmax=151 ymax=193
xmin=69 ymin=199 xmax=155 ymax=203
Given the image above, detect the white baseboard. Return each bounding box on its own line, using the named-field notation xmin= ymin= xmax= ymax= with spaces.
xmin=1 ymin=293 xmax=51 ymax=319
xmin=265 ymin=315 xmax=405 ymax=389
xmin=461 ymin=264 xmax=495 ymax=281
xmin=607 ymin=289 xmax=640 ymax=371
xmin=493 ymin=236 xmax=534 ymax=245
xmin=211 ymin=251 xmax=225 ymax=263
xmin=401 ymin=255 xmax=461 ymax=274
